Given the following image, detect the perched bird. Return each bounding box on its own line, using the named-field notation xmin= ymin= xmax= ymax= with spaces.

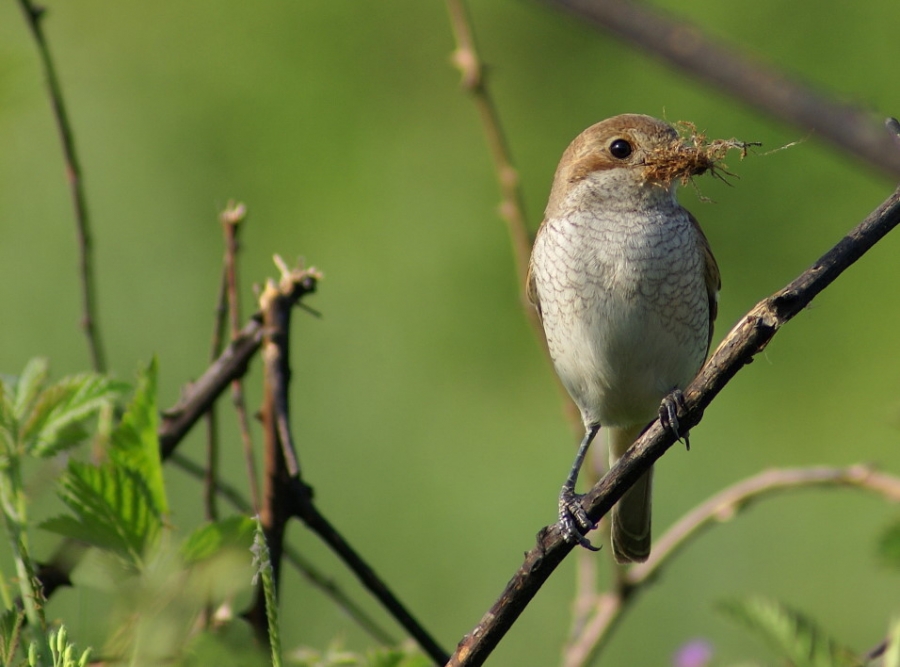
xmin=526 ymin=114 xmax=721 ymax=562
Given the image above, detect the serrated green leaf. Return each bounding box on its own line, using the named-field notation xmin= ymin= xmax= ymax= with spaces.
xmin=12 ymin=358 xmax=49 ymax=421
xmin=108 ymin=359 xmax=167 ymax=516
xmin=718 ymin=596 xmax=862 ymax=667
xmin=0 ymin=607 xmax=24 ymax=664
xmin=24 ymin=374 xmax=125 ymax=458
xmin=0 ymin=377 xmax=15 ymax=454
xmin=181 ymin=516 xmax=256 ymax=564
xmin=41 ymin=460 xmax=162 ymax=567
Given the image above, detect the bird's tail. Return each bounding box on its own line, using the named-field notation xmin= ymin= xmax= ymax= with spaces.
xmin=608 ymin=424 xmax=652 ymax=563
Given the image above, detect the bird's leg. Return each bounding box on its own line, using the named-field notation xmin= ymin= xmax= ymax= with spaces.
xmin=659 ymin=388 xmax=690 ymax=450
xmin=558 ymin=423 xmax=602 ymax=551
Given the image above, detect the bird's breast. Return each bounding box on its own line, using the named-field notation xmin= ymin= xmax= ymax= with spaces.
xmin=531 ymin=203 xmax=710 ymax=427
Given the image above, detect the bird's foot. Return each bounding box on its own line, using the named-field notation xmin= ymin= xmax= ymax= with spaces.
xmin=659 ymin=389 xmax=690 ymax=450
xmin=558 ymin=488 xmax=601 ymax=551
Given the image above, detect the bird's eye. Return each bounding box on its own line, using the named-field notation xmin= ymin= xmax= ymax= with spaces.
xmin=609 ymin=139 xmax=633 ymax=159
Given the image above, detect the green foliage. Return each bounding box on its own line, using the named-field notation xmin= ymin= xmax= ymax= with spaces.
xmin=0 ymin=608 xmax=25 ymax=666
xmin=40 ymin=359 xmax=164 ymax=569
xmin=182 ymin=515 xmax=257 ymax=564
xmin=0 ymin=357 xmax=124 ymax=459
xmin=290 ymin=643 xmax=430 ymax=667
xmin=37 ymin=626 xmax=90 ymax=667
xmin=252 ymin=518 xmax=283 ymax=667
xmin=718 ymin=596 xmax=863 ymax=667
xmin=41 ymin=463 xmax=162 ymax=567
xmin=106 ymin=357 xmax=168 ymax=516
xmin=0 ymin=358 xmax=124 ymax=666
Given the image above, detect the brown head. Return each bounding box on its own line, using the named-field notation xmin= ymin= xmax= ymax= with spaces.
xmin=544 ymin=114 xmax=715 ymax=219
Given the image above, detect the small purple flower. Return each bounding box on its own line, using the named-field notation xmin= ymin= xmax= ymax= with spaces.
xmin=673 ymin=639 xmax=713 ymax=667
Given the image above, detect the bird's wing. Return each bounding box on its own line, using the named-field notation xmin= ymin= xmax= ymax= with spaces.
xmin=525 ymin=225 xmax=544 ymax=322
xmin=689 ymin=211 xmax=721 ymax=353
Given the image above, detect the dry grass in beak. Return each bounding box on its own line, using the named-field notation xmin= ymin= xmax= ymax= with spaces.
xmin=643 ymin=121 xmax=760 ymax=186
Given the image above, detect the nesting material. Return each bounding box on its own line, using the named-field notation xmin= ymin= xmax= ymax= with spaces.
xmin=643 ymin=121 xmax=759 ymax=186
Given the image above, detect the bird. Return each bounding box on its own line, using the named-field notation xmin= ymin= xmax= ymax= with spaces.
xmin=526 ymin=114 xmax=721 ymax=562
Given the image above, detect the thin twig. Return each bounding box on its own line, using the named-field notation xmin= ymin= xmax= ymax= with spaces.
xmin=221 ymin=202 xmax=261 ymax=512
xmin=204 ymin=267 xmax=228 ymax=521
xmin=449 ymin=166 xmax=900 ymax=664
xmin=564 ymin=465 xmax=900 ymax=667
xmin=248 ymin=259 xmax=450 ymax=665
xmin=17 ymin=0 xmax=107 ymax=372
xmin=445 ymin=0 xmax=535 ymax=315
xmin=541 ymin=0 xmax=900 ymax=178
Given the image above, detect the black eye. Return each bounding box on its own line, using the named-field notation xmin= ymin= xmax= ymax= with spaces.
xmin=609 ymin=139 xmax=632 ymax=159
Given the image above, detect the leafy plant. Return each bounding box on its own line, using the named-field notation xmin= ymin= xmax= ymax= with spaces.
xmin=41 ymin=359 xmax=165 ymax=569
xmin=0 ymin=358 xmax=123 ymax=666
xmin=718 ymin=596 xmax=864 ymax=667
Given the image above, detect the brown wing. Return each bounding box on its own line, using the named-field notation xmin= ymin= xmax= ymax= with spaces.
xmin=689 ymin=211 xmax=720 ymax=353
xmin=525 ymin=224 xmax=544 ymax=322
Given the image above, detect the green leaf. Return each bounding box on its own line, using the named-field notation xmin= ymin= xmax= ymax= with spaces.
xmin=24 ymin=374 xmax=126 ymax=458
xmin=0 ymin=607 xmax=24 ymax=665
xmin=0 ymin=377 xmax=14 ymax=454
xmin=12 ymin=358 xmax=50 ymax=421
xmin=878 ymin=520 xmax=900 ymax=570
xmin=365 ymin=648 xmax=431 ymax=667
xmin=41 ymin=460 xmax=162 ymax=567
xmin=181 ymin=516 xmax=256 ymax=564
xmin=108 ymin=358 xmax=167 ymax=515
xmin=718 ymin=596 xmax=862 ymax=667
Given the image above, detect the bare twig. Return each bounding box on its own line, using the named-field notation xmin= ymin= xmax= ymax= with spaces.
xmin=204 ymin=266 xmax=228 ymax=521
xmin=564 ymin=465 xmax=900 ymax=667
xmin=220 ymin=202 xmax=261 ymax=512
xmin=445 ymin=0 xmax=535 ymax=316
xmin=449 ymin=172 xmax=900 ymax=665
xmin=17 ymin=0 xmax=107 ymax=372
xmin=540 ymin=0 xmax=900 ymax=178
xmin=245 ymin=258 xmax=449 ymax=665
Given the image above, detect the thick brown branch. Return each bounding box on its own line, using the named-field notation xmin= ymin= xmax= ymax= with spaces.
xmin=449 ymin=178 xmax=900 ymax=665
xmin=541 ymin=0 xmax=900 ymax=178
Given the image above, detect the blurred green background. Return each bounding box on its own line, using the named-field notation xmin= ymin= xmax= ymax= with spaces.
xmin=2 ymin=1 xmax=899 ymax=664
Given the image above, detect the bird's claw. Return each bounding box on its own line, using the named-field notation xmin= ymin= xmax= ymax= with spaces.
xmin=659 ymin=389 xmax=690 ymax=450
xmin=558 ymin=489 xmax=601 ymax=551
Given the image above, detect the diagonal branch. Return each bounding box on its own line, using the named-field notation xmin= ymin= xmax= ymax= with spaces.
xmin=17 ymin=0 xmax=107 ymax=372
xmin=449 ymin=127 xmax=900 ymax=666
xmin=540 ymin=0 xmax=900 ymax=178
xmin=563 ymin=465 xmax=900 ymax=667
